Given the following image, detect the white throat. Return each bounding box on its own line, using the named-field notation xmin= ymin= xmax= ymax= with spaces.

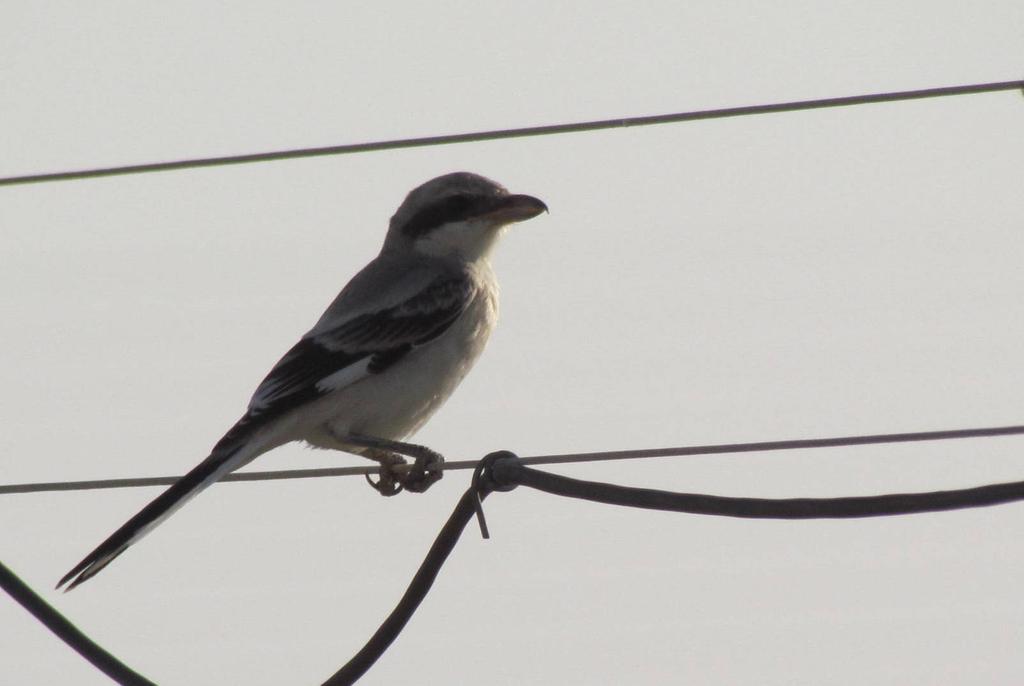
xmin=412 ymin=221 xmax=505 ymax=262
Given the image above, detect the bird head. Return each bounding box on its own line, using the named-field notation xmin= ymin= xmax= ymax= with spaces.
xmin=383 ymin=172 xmax=547 ymax=261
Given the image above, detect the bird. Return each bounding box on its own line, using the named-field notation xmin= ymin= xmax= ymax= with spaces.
xmin=57 ymin=171 xmax=547 ymax=591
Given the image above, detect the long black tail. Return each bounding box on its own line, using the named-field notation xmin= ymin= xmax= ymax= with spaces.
xmin=57 ymin=445 xmax=246 ymax=591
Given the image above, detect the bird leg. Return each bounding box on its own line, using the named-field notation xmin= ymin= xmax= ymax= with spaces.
xmin=330 ymin=430 xmax=445 ymax=496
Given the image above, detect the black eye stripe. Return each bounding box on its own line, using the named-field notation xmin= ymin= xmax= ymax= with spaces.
xmin=401 ymin=194 xmax=492 ymax=239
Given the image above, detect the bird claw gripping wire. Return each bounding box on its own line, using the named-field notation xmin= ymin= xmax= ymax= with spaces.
xmin=364 ymin=447 xmax=445 ymax=497
xmin=364 ymin=452 xmax=406 ymax=496
xmin=364 ymin=471 xmax=402 ymax=496
xmin=470 ymin=451 xmax=521 ymax=539
xmin=400 ymin=448 xmax=445 ymax=493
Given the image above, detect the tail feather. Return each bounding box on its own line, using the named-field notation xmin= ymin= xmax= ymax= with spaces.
xmin=57 ymin=446 xmax=246 ymax=591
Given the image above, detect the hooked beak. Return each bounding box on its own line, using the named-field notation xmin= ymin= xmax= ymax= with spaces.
xmin=483 ymin=194 xmax=548 ymax=224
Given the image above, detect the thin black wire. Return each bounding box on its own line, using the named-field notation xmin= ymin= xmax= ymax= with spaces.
xmin=2 ymin=79 xmax=1021 ymax=187
xmin=0 ymin=562 xmax=156 ymax=686
xmin=3 ymin=423 xmax=1022 ymax=496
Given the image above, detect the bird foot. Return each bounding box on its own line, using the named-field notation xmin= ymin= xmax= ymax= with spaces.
xmin=364 ymin=448 xmax=444 ymax=496
xmin=365 ymin=452 xmax=405 ymax=497
xmin=400 ymin=447 xmax=444 ymax=493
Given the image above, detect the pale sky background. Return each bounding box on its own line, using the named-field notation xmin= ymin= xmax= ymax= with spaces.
xmin=3 ymin=3 xmax=1024 ymax=684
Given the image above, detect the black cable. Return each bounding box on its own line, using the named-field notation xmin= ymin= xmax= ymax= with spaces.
xmin=0 ymin=561 xmax=156 ymax=686
xmin=487 ymin=454 xmax=1024 ymax=518
xmin=322 ymin=450 xmax=1024 ymax=683
xmin=321 ymin=485 xmax=490 ymax=686
xmin=2 ymin=79 xmax=1020 ymax=187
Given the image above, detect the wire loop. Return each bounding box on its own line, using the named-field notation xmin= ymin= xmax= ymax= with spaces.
xmin=470 ymin=450 xmax=519 ymax=539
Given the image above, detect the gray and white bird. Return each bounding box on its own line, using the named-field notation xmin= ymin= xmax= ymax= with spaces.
xmin=58 ymin=171 xmax=547 ymax=590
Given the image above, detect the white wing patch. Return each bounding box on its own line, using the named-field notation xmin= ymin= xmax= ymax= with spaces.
xmin=314 ymin=357 xmax=373 ymax=394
